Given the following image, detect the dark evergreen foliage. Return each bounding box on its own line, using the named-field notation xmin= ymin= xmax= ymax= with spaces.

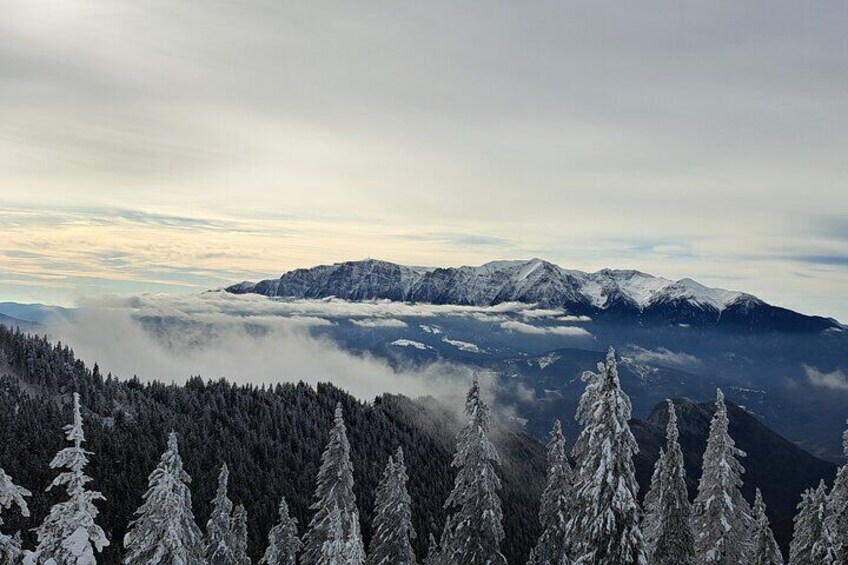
xmin=0 ymin=326 xmax=545 ymax=564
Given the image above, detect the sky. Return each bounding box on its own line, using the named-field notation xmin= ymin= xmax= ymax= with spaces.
xmin=1 ymin=0 xmax=846 ymax=319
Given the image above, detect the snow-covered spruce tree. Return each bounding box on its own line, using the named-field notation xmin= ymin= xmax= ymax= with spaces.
xmin=690 ymin=389 xmax=753 ymax=565
xmin=0 ymin=467 xmax=31 ymax=563
xmin=206 ymin=464 xmax=238 ymax=565
xmin=424 ymin=534 xmax=442 ymax=565
xmin=789 ymin=480 xmax=834 ymax=565
xmin=301 ymin=403 xmax=364 ymax=565
xmin=641 ymin=448 xmax=664 ymax=557
xmin=34 ymin=392 xmax=109 ymax=565
xmin=749 ymin=489 xmax=783 ymax=565
xmin=439 ymin=379 xmax=507 ymax=565
xmin=233 ymin=504 xmax=251 ymax=564
xmin=367 ymin=447 xmax=416 ymax=565
xmin=528 ymin=419 xmax=574 ymax=565
xmin=318 ymin=505 xmax=345 ymax=565
xmin=565 ymin=348 xmax=646 ymax=565
xmin=825 ymin=421 xmax=848 ymax=564
xmin=260 ymin=496 xmax=301 ymax=565
xmin=644 ymin=401 xmax=694 ymax=565
xmin=122 ymin=432 xmax=205 ymax=565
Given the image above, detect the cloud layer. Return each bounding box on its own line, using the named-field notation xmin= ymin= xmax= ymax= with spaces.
xmin=48 ymin=292 xmax=493 ymax=400
xmin=46 ymin=292 xmax=587 ymax=401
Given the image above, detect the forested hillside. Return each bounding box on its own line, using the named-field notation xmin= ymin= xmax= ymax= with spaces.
xmin=0 ymin=326 xmax=545 ymax=564
xmin=0 ymin=325 xmax=842 ymax=563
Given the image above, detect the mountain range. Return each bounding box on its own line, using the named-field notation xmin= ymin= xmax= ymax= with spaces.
xmin=227 ymin=259 xmax=838 ymax=332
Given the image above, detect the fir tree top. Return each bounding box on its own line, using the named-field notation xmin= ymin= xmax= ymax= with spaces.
xmin=123 ymin=431 xmax=205 ymax=565
xmin=440 ymin=377 xmax=507 ymax=565
xmin=301 ymin=402 xmax=362 ymax=565
xmin=690 ymin=389 xmax=752 ymax=565
xmin=750 ymin=489 xmax=783 ymax=565
xmin=568 ymin=347 xmax=645 ymax=565
xmin=35 ymin=393 xmax=109 ymax=564
xmin=259 ymin=496 xmax=301 ymax=565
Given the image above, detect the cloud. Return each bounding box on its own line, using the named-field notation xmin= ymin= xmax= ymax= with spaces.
xmin=1 ymin=1 xmax=847 ymax=322
xmin=349 ymin=318 xmax=408 ymax=328
xmin=623 ymin=346 xmax=700 ymax=368
xmin=77 ymin=292 xmax=553 ymax=321
xmin=783 ymin=254 xmax=848 ymax=267
xmin=499 ymin=320 xmax=592 ymax=338
xmin=46 ymin=293 xmax=478 ymax=402
xmin=804 ymin=365 xmax=848 ymax=391
xmin=556 ymin=315 xmax=592 ymax=323
xmin=518 ymin=308 xmax=567 ymax=319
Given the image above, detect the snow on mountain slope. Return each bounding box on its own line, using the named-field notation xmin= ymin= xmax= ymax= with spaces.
xmin=226 ymin=259 xmax=836 ymax=331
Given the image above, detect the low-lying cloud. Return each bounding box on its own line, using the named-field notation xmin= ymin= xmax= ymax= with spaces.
xmin=48 ymin=292 xmax=489 ymax=401
xmin=499 ymin=320 xmax=592 ymax=337
xmin=804 ymin=365 xmax=848 ymax=391
xmin=624 ymin=345 xmax=700 ymax=369
xmin=349 ymin=318 xmax=408 ymax=328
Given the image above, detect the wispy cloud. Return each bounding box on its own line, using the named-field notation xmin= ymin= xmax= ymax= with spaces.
xmin=499 ymin=320 xmax=592 ymax=338
xmin=623 ymin=345 xmax=700 ymax=369
xmin=48 ymin=293 xmax=476 ymax=401
xmin=804 ymin=365 xmax=848 ymax=392
xmin=349 ymin=318 xmax=408 ymax=328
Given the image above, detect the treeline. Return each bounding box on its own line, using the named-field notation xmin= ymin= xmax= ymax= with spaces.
xmin=0 ymin=327 xmax=846 ymax=564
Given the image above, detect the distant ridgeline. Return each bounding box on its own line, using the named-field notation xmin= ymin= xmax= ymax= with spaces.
xmin=227 ymin=259 xmax=839 ymax=332
xmin=0 ymin=325 xmax=845 ymax=564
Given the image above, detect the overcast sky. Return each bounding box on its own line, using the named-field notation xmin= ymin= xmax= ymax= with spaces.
xmin=1 ymin=0 xmax=846 ymax=319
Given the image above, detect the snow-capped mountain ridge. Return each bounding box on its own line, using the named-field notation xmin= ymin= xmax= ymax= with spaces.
xmin=226 ymin=258 xmax=835 ymax=331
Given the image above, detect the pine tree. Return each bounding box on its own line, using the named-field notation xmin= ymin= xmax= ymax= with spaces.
xmin=259 ymin=497 xmax=301 ymax=565
xmin=749 ymin=489 xmax=783 ymax=565
xmin=233 ymin=504 xmax=251 ymax=565
xmin=35 ymin=392 xmax=109 ymax=565
xmin=528 ymin=419 xmax=573 ymax=565
xmin=302 ymin=403 xmax=364 ymax=565
xmin=690 ymin=389 xmax=753 ymax=565
xmin=825 ymin=421 xmax=848 ymax=564
xmin=367 ymin=447 xmax=416 ymax=565
xmin=0 ymin=467 xmax=31 ymax=563
xmin=123 ymin=432 xmax=205 ymax=565
xmin=206 ymin=464 xmax=238 ymax=565
xmin=645 ymin=401 xmax=694 ymax=565
xmin=439 ymin=379 xmax=507 ymax=565
xmin=566 ymin=348 xmax=646 ymax=565
xmin=318 ymin=506 xmax=345 ymax=565
xmin=424 ymin=534 xmax=442 ymax=565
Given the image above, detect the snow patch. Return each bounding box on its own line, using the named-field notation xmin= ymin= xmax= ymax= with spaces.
xmin=441 ymin=337 xmax=483 ymax=353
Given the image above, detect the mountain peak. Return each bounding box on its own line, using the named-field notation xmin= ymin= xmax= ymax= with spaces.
xmin=226 ymin=259 xmax=836 ymax=332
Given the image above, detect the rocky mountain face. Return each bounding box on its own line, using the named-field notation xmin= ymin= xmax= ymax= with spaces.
xmin=227 ymin=259 xmax=837 ymax=332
